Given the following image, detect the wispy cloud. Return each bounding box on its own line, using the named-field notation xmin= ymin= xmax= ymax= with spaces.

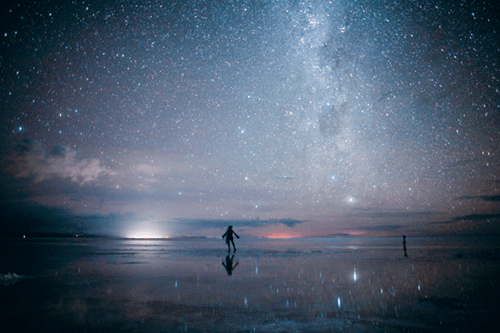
xmin=452 ymin=213 xmax=500 ymax=222
xmin=457 ymin=195 xmax=500 ymax=202
xmin=350 ymin=210 xmax=437 ymax=219
xmin=353 ymin=224 xmax=405 ymax=232
xmin=7 ymin=140 xmax=107 ymax=185
xmin=174 ymin=218 xmax=305 ymax=228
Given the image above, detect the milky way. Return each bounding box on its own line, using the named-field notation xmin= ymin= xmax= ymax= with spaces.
xmin=1 ymin=0 xmax=499 ymax=237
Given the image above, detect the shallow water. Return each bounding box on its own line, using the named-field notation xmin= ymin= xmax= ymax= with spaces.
xmin=1 ymin=237 xmax=499 ymax=332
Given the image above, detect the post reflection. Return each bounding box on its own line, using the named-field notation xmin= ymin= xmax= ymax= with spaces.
xmin=402 ymin=235 xmax=408 ymax=257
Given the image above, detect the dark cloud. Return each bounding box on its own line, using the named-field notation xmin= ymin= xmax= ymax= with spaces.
xmin=174 ymin=218 xmax=304 ymax=229
xmin=0 ymin=199 xmax=140 ymax=236
xmin=428 ymin=220 xmax=460 ymax=225
xmin=0 ymin=200 xmax=75 ymax=233
xmin=457 ymin=195 xmax=500 ymax=202
xmin=351 ymin=210 xmax=438 ymax=220
xmin=0 ymin=170 xmax=32 ymax=201
xmin=321 ymin=233 xmax=352 ymax=237
xmin=353 ymin=224 xmax=404 ymax=232
xmin=452 ymin=214 xmax=500 ymax=222
xmin=457 ymin=196 xmax=479 ymax=200
xmin=71 ymin=212 xmax=137 ymax=235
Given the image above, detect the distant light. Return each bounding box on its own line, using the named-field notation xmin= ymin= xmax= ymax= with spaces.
xmin=337 ymin=297 xmax=341 ymax=308
xmin=128 ymin=230 xmax=163 ymax=239
xmin=353 ymin=268 xmax=357 ymax=281
xmin=127 ymin=221 xmax=166 ymax=239
xmin=266 ymin=234 xmax=293 ymax=239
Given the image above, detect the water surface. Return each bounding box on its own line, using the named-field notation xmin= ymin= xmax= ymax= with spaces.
xmin=1 ymin=237 xmax=499 ymax=332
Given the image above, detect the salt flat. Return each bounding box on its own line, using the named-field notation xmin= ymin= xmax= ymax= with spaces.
xmin=1 ymin=237 xmax=499 ymax=332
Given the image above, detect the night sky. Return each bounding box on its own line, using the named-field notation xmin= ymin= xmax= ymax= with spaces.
xmin=1 ymin=0 xmax=499 ymax=238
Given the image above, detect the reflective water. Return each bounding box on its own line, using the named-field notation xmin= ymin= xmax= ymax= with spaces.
xmin=1 ymin=237 xmax=499 ymax=332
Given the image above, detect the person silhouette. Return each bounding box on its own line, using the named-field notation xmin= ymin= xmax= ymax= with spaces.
xmin=221 ymin=225 xmax=239 ymax=252
xmin=222 ymin=254 xmax=239 ymax=275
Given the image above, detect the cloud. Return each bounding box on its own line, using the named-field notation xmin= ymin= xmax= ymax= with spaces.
xmin=135 ymin=164 xmax=162 ymax=174
xmin=174 ymin=218 xmax=305 ymax=229
xmin=321 ymin=233 xmax=352 ymax=237
xmin=457 ymin=195 xmax=500 ymax=202
xmin=0 ymin=199 xmax=139 ymax=236
xmin=350 ymin=210 xmax=437 ymax=219
xmin=352 ymin=224 xmax=404 ymax=232
xmin=0 ymin=200 xmax=75 ymax=233
xmin=7 ymin=140 xmax=107 ymax=184
xmin=452 ymin=213 xmax=500 ymax=222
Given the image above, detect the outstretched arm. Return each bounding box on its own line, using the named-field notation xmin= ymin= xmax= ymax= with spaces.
xmin=221 ymin=231 xmax=227 ymax=238
xmin=234 ymin=232 xmax=240 ymax=239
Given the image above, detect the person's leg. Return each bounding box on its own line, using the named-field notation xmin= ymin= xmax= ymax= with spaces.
xmin=231 ymin=239 xmax=236 ymax=251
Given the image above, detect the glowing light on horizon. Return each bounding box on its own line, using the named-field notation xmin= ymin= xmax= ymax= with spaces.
xmin=266 ymin=234 xmax=294 ymax=239
xmin=127 ymin=221 xmax=166 ymax=239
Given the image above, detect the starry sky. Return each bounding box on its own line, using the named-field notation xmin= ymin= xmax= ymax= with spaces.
xmin=1 ymin=0 xmax=499 ymax=238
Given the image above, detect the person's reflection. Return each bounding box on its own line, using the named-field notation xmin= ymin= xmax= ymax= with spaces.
xmin=222 ymin=254 xmax=239 ymax=275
